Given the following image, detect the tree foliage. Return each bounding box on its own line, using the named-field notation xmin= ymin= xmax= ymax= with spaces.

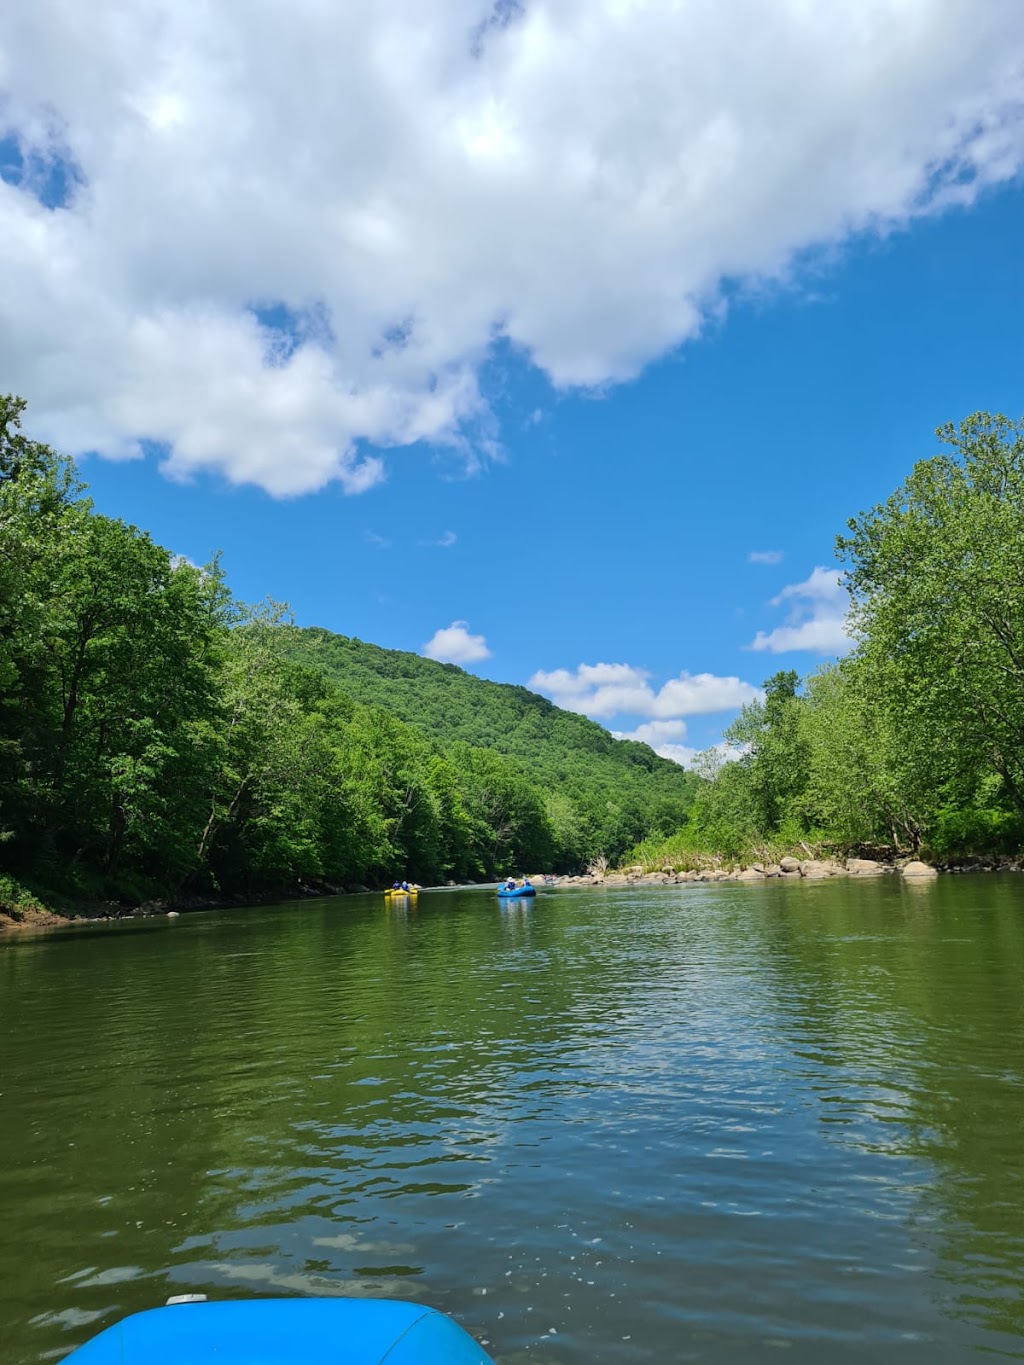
xmin=272 ymin=626 xmax=698 ymax=862
xmin=638 ymin=414 xmax=1024 ymax=865
xmin=0 ymin=397 xmax=697 ymax=907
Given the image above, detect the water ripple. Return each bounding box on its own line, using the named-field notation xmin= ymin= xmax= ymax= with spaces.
xmin=1 ymin=879 xmax=1023 ymax=1362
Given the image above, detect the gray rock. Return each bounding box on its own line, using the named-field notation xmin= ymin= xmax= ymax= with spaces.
xmin=902 ymin=860 xmax=938 ymax=879
xmin=736 ymin=867 xmax=766 ymax=881
xmin=779 ymin=856 xmax=801 ymax=872
xmin=847 ymin=858 xmax=884 ymax=875
xmin=800 ymin=860 xmax=835 ymax=879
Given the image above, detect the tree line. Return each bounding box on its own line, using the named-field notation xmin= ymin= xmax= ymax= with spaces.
xmin=630 ymin=413 xmax=1024 ymax=868
xmin=0 ymin=395 xmax=691 ymax=913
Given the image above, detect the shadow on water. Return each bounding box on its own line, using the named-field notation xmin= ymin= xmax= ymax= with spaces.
xmin=1 ymin=879 xmax=1022 ymax=1362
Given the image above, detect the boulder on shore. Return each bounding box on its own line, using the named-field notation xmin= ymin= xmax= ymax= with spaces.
xmin=779 ymin=856 xmax=801 ymax=872
xmin=902 ymin=860 xmax=938 ymax=879
xmin=847 ymin=858 xmax=884 ymax=875
xmin=736 ymin=867 xmax=766 ymax=881
xmin=800 ymin=859 xmax=843 ymax=879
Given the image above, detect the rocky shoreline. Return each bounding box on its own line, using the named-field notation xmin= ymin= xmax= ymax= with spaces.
xmin=4 ymin=855 xmax=1021 ymax=933
xmin=545 ymin=854 xmax=1024 ymax=887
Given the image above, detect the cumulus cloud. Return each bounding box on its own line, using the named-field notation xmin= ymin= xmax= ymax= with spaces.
xmin=610 ymin=722 xmax=743 ymax=771
xmin=1 ymin=2 xmax=1023 ymax=493
xmin=651 ymin=744 xmax=701 ymax=768
xmin=748 ymin=565 xmax=853 ymax=654
xmin=530 ymin=663 xmax=761 ymax=719
xmin=420 ymin=530 xmax=458 ymax=548
xmin=749 ymin=550 xmax=783 ymax=565
xmin=612 ymin=719 xmax=688 ymax=746
xmin=422 ymin=620 xmax=492 ymax=664
xmin=612 ymin=720 xmax=695 ymax=768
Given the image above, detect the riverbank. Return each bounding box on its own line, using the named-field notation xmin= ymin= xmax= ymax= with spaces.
xmin=0 ymin=878 xmax=353 ymax=933
xmin=6 ymin=854 xmax=1023 ymax=933
xmin=557 ymin=851 xmax=1024 ymax=888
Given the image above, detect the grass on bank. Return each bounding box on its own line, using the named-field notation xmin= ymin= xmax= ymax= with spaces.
xmin=618 ymin=823 xmax=850 ymax=874
xmin=0 ymin=875 xmax=60 ymax=925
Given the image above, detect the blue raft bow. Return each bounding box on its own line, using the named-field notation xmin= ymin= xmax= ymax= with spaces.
xmin=63 ymin=1297 xmax=494 ymax=1365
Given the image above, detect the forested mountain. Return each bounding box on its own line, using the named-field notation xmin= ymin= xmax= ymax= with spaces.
xmin=0 ymin=395 xmax=696 ymax=917
xmin=273 ymin=627 xmax=698 ymax=857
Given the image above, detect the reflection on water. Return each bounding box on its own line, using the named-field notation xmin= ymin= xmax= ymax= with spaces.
xmin=1 ymin=877 xmax=1022 ymax=1362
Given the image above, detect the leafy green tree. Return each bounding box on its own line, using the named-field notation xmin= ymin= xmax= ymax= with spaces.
xmin=801 ymin=661 xmax=922 ymax=849
xmin=838 ymin=412 xmax=1024 ymax=838
xmin=0 ymin=399 xmax=230 ymax=892
xmin=447 ymin=744 xmax=555 ymax=875
xmin=0 ymin=397 xmax=85 ymax=850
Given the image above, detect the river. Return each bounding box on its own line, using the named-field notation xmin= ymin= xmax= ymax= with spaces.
xmin=1 ymin=878 xmax=1022 ymax=1363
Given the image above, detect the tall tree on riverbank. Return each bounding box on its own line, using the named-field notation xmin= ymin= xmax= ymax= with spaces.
xmin=838 ymin=412 xmax=1024 ymax=849
xmin=0 ymin=397 xmax=231 ymax=889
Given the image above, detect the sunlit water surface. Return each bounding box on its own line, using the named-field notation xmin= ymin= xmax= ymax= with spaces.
xmin=1 ymin=879 xmax=1022 ymax=1362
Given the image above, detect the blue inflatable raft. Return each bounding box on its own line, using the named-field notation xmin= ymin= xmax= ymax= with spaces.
xmin=63 ymin=1297 xmax=494 ymax=1365
xmin=497 ymin=885 xmax=536 ymax=898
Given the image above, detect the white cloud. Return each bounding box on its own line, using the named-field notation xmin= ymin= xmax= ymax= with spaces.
xmin=651 ymin=743 xmax=699 ymax=768
xmin=530 ymin=663 xmax=761 ymax=719
xmin=422 ymin=620 xmax=492 ymax=664
xmin=610 ymin=724 xmax=742 ymax=772
xmin=612 ymin=720 xmax=696 ymax=768
xmin=612 ymin=719 xmax=688 ymax=746
xmin=420 ymin=530 xmax=457 ymax=547
xmin=1 ymin=3 xmax=1023 ymax=493
xmin=748 ymin=550 xmax=783 ymax=565
xmin=364 ymin=530 xmax=391 ymax=549
xmin=748 ymin=565 xmax=853 ymax=654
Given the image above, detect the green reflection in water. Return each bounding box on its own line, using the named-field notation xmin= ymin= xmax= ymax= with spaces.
xmin=1 ymin=877 xmax=1022 ymax=1363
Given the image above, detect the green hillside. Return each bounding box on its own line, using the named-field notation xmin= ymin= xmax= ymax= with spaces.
xmin=273 ymin=626 xmax=699 ymax=860
xmin=0 ymin=395 xmax=702 ymax=918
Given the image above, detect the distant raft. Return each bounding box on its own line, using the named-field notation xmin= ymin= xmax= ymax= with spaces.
xmin=63 ymin=1297 xmax=493 ymax=1365
xmin=385 ymin=887 xmax=419 ymax=899
xmin=497 ymin=885 xmax=536 ymax=899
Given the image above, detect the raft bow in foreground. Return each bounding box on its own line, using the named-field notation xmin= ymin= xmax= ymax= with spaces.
xmin=63 ymin=1297 xmax=494 ymax=1365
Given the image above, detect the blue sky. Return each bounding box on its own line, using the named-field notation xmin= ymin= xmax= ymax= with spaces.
xmin=2 ymin=2 xmax=1023 ymax=762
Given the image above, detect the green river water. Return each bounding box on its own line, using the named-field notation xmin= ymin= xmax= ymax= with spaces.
xmin=1 ymin=878 xmax=1022 ymax=1363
